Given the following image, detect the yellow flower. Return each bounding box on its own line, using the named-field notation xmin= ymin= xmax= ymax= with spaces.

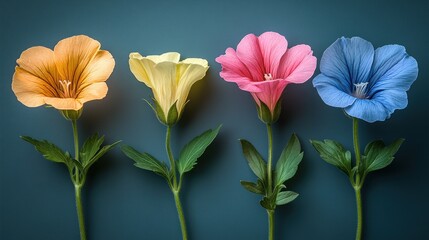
xmin=12 ymin=35 xmax=115 ymax=111
xmin=129 ymin=52 xmax=209 ymax=125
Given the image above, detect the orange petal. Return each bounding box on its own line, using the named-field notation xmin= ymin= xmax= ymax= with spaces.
xmin=78 ymin=50 xmax=115 ymax=90
xmin=77 ymin=82 xmax=108 ymax=104
xmin=12 ymin=67 xmax=58 ymax=107
xmin=15 ymin=46 xmax=60 ymax=89
xmin=44 ymin=97 xmax=83 ymax=110
xmin=53 ymin=35 xmax=101 ymax=92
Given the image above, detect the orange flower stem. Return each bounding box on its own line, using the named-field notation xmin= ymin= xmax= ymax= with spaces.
xmin=71 ymin=119 xmax=86 ymax=240
xmin=74 ymin=184 xmax=86 ymax=240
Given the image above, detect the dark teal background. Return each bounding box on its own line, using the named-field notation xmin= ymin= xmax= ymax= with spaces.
xmin=1 ymin=0 xmax=428 ymax=239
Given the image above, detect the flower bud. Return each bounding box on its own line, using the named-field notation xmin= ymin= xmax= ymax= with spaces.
xmin=60 ymin=109 xmax=82 ymax=121
xmin=257 ymin=100 xmax=281 ymax=124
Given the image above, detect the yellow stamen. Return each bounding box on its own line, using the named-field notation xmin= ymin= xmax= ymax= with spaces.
xmin=264 ymin=73 xmax=273 ymax=81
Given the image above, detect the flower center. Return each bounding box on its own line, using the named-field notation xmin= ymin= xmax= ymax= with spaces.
xmin=353 ymin=82 xmax=369 ymax=99
xmin=59 ymin=80 xmax=72 ymax=98
xmin=264 ymin=73 xmax=273 ymax=81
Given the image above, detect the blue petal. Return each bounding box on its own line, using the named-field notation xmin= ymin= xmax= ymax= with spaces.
xmin=344 ymin=99 xmax=390 ymax=123
xmin=368 ymin=45 xmax=418 ymax=96
xmin=372 ymin=89 xmax=408 ymax=114
xmin=320 ymin=37 xmax=374 ymax=89
xmin=313 ymin=74 xmax=357 ymax=108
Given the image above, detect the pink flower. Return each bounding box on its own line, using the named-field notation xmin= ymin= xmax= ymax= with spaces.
xmin=216 ymin=32 xmax=317 ymax=120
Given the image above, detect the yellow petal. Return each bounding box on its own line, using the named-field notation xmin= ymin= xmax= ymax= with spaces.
xmin=44 ymin=97 xmax=83 ymax=110
xmin=129 ymin=53 xmax=156 ymax=88
xmin=181 ymin=58 xmax=209 ymax=67
xmin=77 ymin=82 xmax=108 ymax=104
xmin=147 ymin=52 xmax=180 ymax=63
xmin=152 ymin=61 xmax=179 ymax=118
xmin=53 ymin=35 xmax=100 ymax=92
xmin=15 ymin=46 xmax=60 ymax=91
xmin=176 ymin=62 xmax=209 ymax=113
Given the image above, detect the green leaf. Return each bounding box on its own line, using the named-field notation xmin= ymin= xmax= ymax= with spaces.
xmin=177 ymin=125 xmax=221 ymax=175
xmin=240 ymin=180 xmax=264 ymax=195
xmin=239 ymin=139 xmax=267 ymax=181
xmin=310 ymin=139 xmax=352 ymax=176
xmin=121 ymin=145 xmax=170 ymax=180
xmin=275 ymin=134 xmax=303 ymax=186
xmin=86 ymin=141 xmax=121 ymax=171
xmin=260 ymin=194 xmax=277 ymax=210
xmin=276 ymin=191 xmax=299 ymax=205
xmin=21 ymin=136 xmax=73 ymax=163
xmin=80 ymin=133 xmax=105 ymax=165
xmin=363 ymin=138 xmax=404 ymax=174
xmin=79 ymin=133 xmax=121 ymax=171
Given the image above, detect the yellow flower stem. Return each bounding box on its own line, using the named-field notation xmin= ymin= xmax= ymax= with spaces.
xmin=352 ymin=117 xmax=362 ymax=240
xmin=166 ymin=126 xmax=177 ymax=188
xmin=165 ymin=126 xmax=188 ymax=240
xmin=71 ymin=119 xmax=86 ymax=240
xmin=173 ymin=190 xmax=188 ymax=240
xmin=266 ymin=123 xmax=274 ymax=240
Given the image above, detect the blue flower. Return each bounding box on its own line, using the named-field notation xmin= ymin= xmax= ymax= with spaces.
xmin=313 ymin=37 xmax=418 ymax=123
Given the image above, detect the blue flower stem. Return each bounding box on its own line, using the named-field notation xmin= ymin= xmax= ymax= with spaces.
xmin=352 ymin=117 xmax=362 ymax=240
xmin=71 ymin=119 xmax=86 ymax=240
xmin=266 ymin=123 xmax=274 ymax=240
xmin=165 ymin=126 xmax=188 ymax=240
xmin=267 ymin=209 xmax=275 ymax=240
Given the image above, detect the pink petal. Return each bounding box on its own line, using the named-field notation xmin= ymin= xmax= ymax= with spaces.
xmin=251 ymin=79 xmax=288 ymax=112
xmin=258 ymin=32 xmax=288 ymax=77
xmin=236 ymin=34 xmax=265 ymax=81
xmin=216 ymin=48 xmax=253 ymax=82
xmin=277 ymin=44 xmax=317 ymax=84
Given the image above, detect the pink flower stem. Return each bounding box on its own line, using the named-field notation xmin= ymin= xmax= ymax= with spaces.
xmin=266 ymin=123 xmax=274 ymax=240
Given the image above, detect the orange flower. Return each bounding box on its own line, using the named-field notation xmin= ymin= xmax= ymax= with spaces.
xmin=12 ymin=35 xmax=115 ymax=111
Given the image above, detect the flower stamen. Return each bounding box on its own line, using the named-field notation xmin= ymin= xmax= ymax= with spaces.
xmin=353 ymin=82 xmax=369 ymax=99
xmin=59 ymin=80 xmax=72 ymax=98
xmin=264 ymin=73 xmax=273 ymax=81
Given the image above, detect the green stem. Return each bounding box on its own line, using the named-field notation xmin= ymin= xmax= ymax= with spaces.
xmin=355 ymin=188 xmax=362 ymax=240
xmin=266 ymin=124 xmax=275 ymax=240
xmin=166 ymin=126 xmax=188 ymax=240
xmin=267 ymin=210 xmax=274 ymax=240
xmin=352 ymin=118 xmax=361 ymax=186
xmin=72 ymin=119 xmax=80 ymax=183
xmin=74 ymin=185 xmax=86 ymax=240
xmin=266 ymin=124 xmax=273 ymax=194
xmin=71 ymin=120 xmax=86 ymax=240
xmin=173 ymin=191 xmax=188 ymax=240
xmin=352 ymin=117 xmax=363 ymax=240
xmin=166 ymin=126 xmax=177 ymax=189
